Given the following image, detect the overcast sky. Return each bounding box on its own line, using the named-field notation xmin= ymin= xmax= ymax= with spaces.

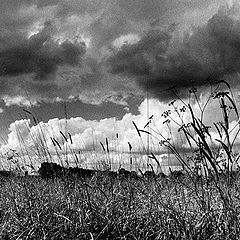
xmin=0 ymin=0 xmax=240 ymax=158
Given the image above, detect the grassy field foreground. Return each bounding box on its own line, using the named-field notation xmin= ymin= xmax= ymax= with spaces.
xmin=1 ymin=81 xmax=240 ymax=239
xmin=0 ymin=173 xmax=240 ymax=240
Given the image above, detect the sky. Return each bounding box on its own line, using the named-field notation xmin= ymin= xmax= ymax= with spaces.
xmin=1 ymin=0 xmax=240 ymax=163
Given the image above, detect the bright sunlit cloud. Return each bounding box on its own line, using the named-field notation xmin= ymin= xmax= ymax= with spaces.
xmin=55 ymin=34 xmax=91 ymax=48
xmin=27 ymin=22 xmax=44 ymax=39
xmin=2 ymin=95 xmax=38 ymax=107
xmin=1 ymin=94 xmax=236 ymax=156
xmin=112 ymin=34 xmax=140 ymax=48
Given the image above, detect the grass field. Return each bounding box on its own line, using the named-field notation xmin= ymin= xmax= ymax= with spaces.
xmin=0 ymin=172 xmax=240 ymax=240
xmin=1 ymin=81 xmax=240 ymax=239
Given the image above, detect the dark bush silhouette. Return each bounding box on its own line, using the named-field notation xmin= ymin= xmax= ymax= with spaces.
xmin=169 ymin=170 xmax=185 ymax=180
xmin=118 ymin=169 xmax=140 ymax=180
xmin=130 ymin=171 xmax=139 ymax=179
xmin=38 ymin=163 xmax=170 ymax=181
xmin=38 ymin=162 xmax=96 ymax=179
xmin=144 ymin=171 xmax=156 ymax=179
xmin=38 ymin=162 xmax=64 ymax=179
xmin=67 ymin=167 xmax=95 ymax=178
xmin=157 ymin=172 xmax=167 ymax=179
xmin=118 ymin=168 xmax=131 ymax=178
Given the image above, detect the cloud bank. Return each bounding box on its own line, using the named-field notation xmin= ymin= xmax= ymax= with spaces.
xmin=2 ymin=94 xmax=238 ymax=155
xmin=108 ymin=2 xmax=240 ymax=100
xmin=0 ymin=0 xmax=238 ymax=106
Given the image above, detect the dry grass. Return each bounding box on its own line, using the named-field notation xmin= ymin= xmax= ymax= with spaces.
xmin=0 ymin=174 xmax=240 ymax=240
xmin=2 ymin=81 xmax=240 ymax=239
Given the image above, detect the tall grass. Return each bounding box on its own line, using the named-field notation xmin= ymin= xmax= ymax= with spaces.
xmin=134 ymin=81 xmax=240 ymax=176
xmin=1 ymin=168 xmax=240 ymax=239
xmin=1 ymin=81 xmax=240 ymax=239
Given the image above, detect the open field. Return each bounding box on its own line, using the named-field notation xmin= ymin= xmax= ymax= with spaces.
xmin=0 ymin=172 xmax=240 ymax=240
xmin=1 ymin=81 xmax=240 ymax=239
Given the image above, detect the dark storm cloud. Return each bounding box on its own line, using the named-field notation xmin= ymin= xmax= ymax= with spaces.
xmin=0 ymin=0 xmax=234 ymax=106
xmin=109 ymin=29 xmax=173 ymax=75
xmin=88 ymin=14 xmax=129 ymax=52
xmin=0 ymin=0 xmax=58 ymax=9
xmin=107 ymin=6 xmax=240 ymax=100
xmin=55 ymin=0 xmax=104 ymax=17
xmin=117 ymin=0 xmax=227 ymax=27
xmin=0 ymin=21 xmax=86 ymax=80
xmin=36 ymin=0 xmax=60 ymax=8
